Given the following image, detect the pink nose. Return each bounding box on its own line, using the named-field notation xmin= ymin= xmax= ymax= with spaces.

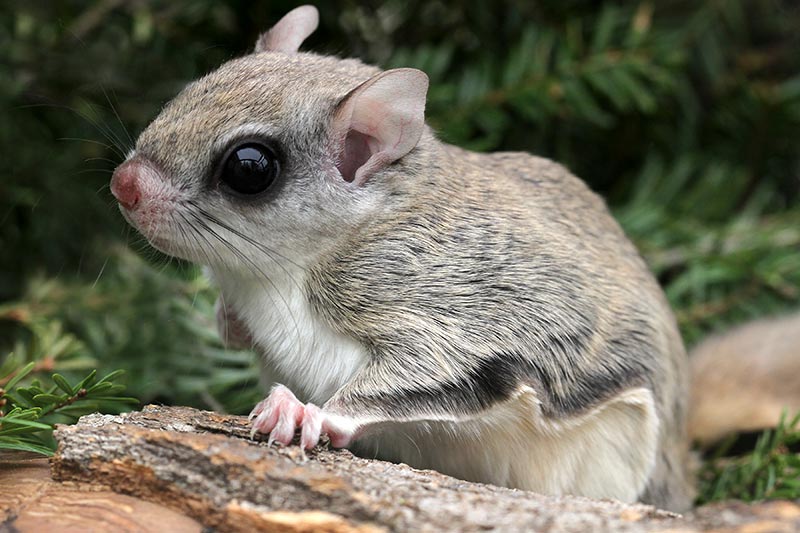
xmin=110 ymin=159 xmax=143 ymax=210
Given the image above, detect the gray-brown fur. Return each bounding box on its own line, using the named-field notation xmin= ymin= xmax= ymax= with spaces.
xmin=124 ymin=27 xmax=693 ymax=511
xmin=308 ymin=143 xmax=693 ymax=509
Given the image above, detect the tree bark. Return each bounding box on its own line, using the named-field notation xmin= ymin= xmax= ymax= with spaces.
xmin=38 ymin=405 xmax=799 ymax=533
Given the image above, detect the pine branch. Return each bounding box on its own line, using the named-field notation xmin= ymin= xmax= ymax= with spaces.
xmin=0 ymin=364 xmax=138 ymax=456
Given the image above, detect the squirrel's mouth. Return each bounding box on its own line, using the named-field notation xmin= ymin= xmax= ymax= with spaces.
xmin=119 ymin=207 xmax=175 ymax=256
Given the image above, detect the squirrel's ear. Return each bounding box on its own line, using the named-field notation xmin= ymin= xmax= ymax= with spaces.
xmin=255 ymin=5 xmax=319 ymax=54
xmin=332 ymin=68 xmax=429 ymax=186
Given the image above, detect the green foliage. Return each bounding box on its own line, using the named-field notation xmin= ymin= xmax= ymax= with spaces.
xmin=617 ymin=168 xmax=800 ymax=344
xmin=698 ymin=412 xmax=800 ymax=503
xmin=0 ymin=362 xmax=137 ymax=456
xmin=1 ymin=0 xmax=798 ymax=500
xmin=1 ymin=245 xmax=262 ymax=415
xmin=393 ymin=3 xmax=683 ymax=150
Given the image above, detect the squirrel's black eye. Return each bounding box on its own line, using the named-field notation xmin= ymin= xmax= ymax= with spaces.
xmin=220 ymin=143 xmax=279 ymax=195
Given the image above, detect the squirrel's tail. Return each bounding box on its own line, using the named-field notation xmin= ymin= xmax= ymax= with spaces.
xmin=688 ymin=312 xmax=800 ymax=446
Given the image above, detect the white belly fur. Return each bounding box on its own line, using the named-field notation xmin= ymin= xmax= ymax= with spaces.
xmin=214 ymin=268 xmax=369 ymax=405
xmin=354 ymin=385 xmax=659 ymax=503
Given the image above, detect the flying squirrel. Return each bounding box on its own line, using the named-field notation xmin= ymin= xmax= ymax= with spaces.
xmin=109 ymin=5 xmax=797 ymax=512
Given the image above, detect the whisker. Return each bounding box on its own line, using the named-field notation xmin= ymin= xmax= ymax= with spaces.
xmin=72 ymin=168 xmax=114 ymax=177
xmin=22 ymin=102 xmax=127 ymax=160
xmin=58 ymin=137 xmax=121 ymax=155
xmin=92 ymin=257 xmax=110 ymax=288
xmin=190 ymin=204 xmax=307 ymax=297
xmin=85 ymin=100 xmax=131 ymax=158
xmin=186 ymin=210 xmax=302 ymax=341
xmin=191 ymin=202 xmax=304 ymax=271
xmin=178 ymin=212 xmax=281 ymax=346
xmin=188 ymin=204 xmax=321 ymax=355
xmin=84 ymin=156 xmax=120 ymax=165
xmin=101 ymin=84 xmax=135 ymax=150
xmin=184 ymin=215 xmax=230 ymax=274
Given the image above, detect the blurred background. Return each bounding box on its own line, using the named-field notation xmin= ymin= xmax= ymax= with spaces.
xmin=1 ymin=0 xmax=799 ymax=416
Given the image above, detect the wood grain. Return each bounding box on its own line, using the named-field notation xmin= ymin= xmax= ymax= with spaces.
xmin=0 ymin=451 xmax=201 ymax=533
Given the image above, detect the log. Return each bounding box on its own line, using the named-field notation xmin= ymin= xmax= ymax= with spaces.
xmin=0 ymin=451 xmax=202 ymax=532
xmin=36 ymin=405 xmax=799 ymax=532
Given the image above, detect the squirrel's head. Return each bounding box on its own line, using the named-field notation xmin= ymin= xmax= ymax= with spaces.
xmin=110 ymin=5 xmax=429 ymax=274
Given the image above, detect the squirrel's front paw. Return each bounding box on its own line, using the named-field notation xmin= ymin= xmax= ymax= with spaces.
xmin=249 ymin=385 xmax=357 ymax=449
xmin=249 ymin=384 xmax=305 ymax=444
